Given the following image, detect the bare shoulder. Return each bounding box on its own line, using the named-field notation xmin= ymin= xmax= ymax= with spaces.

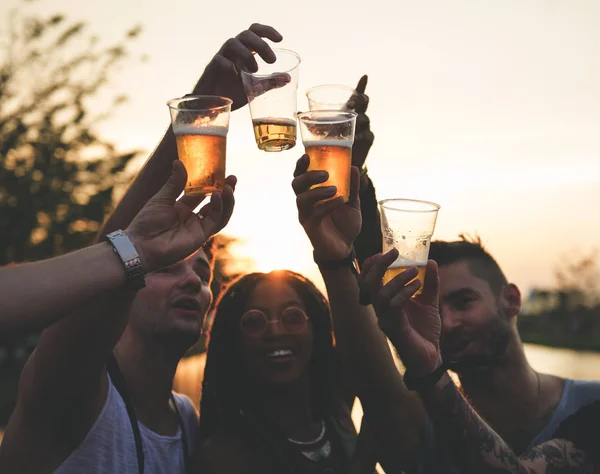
xmin=0 ymin=369 xmax=109 ymax=473
xmin=191 ymin=430 xmax=261 ymax=474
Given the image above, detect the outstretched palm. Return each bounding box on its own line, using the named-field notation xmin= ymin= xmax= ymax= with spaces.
xmin=361 ymin=256 xmax=442 ymax=377
xmin=388 ymin=294 xmax=442 ymax=377
xmin=126 ymin=161 xmax=235 ymax=272
xmin=305 ymin=201 xmax=361 ymax=260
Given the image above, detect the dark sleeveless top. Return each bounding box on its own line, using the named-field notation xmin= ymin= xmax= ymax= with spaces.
xmin=235 ymin=411 xmax=357 ymax=474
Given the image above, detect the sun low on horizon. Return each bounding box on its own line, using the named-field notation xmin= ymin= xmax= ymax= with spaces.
xmin=3 ymin=0 xmax=600 ymax=297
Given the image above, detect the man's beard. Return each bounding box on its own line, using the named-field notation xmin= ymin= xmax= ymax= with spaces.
xmin=441 ymin=315 xmax=511 ymax=376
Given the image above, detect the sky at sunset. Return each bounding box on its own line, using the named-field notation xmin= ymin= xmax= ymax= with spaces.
xmin=3 ymin=0 xmax=600 ymax=296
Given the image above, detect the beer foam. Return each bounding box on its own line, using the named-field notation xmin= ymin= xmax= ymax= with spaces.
xmin=389 ymin=255 xmax=426 ymax=268
xmin=172 ymin=124 xmax=228 ymax=137
xmin=303 ymin=140 xmax=353 ymax=148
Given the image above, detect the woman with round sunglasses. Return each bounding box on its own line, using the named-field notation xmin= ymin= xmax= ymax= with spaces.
xmin=191 ymin=270 xmax=377 ymax=474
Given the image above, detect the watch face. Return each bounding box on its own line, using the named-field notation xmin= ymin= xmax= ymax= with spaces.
xmin=107 ymin=231 xmax=146 ymax=289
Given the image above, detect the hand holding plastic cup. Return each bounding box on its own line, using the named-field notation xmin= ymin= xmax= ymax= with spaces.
xmin=240 ymin=48 xmax=300 ymax=152
xmin=297 ymin=110 xmax=357 ymax=202
xmin=379 ymin=199 xmax=440 ymax=295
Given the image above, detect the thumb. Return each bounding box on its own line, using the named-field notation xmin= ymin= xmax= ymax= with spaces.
xmin=153 ymin=160 xmax=187 ymax=202
xmin=355 ymin=75 xmax=368 ymax=95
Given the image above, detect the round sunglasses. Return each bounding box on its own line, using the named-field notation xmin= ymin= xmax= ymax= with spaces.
xmin=240 ymin=307 xmax=309 ymax=337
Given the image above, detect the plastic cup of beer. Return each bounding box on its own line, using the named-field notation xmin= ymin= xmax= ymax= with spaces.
xmin=167 ymin=95 xmax=232 ymax=196
xmin=297 ymin=110 xmax=357 ymax=202
xmin=306 ymin=84 xmax=355 ymax=111
xmin=379 ymin=199 xmax=441 ymax=295
xmin=240 ymin=48 xmax=300 ymax=152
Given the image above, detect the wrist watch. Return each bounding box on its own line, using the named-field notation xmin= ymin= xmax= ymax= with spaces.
xmin=403 ymin=363 xmax=448 ymax=392
xmin=313 ymin=247 xmax=360 ymax=278
xmin=106 ymin=230 xmax=146 ymax=290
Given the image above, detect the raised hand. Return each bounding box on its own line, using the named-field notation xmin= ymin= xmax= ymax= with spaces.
xmin=359 ymin=250 xmax=442 ymax=377
xmin=346 ymin=75 xmax=374 ymax=170
xmin=125 ymin=160 xmax=236 ymax=272
xmin=192 ymin=23 xmax=286 ymax=111
xmin=291 ymin=154 xmax=361 ymax=261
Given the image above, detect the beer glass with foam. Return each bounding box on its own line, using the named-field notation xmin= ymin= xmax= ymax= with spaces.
xmin=306 ymin=84 xmax=355 ymax=111
xmin=240 ymin=49 xmax=300 ymax=152
xmin=379 ymin=199 xmax=440 ymax=295
xmin=297 ymin=110 xmax=357 ymax=202
xmin=167 ymin=95 xmax=232 ymax=196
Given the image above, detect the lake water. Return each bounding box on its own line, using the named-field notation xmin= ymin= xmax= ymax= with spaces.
xmin=172 ymin=342 xmax=600 ymax=412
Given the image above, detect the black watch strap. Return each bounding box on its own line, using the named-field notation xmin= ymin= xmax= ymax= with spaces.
xmin=403 ymin=364 xmax=448 ymax=392
xmin=313 ymin=247 xmax=360 ymax=278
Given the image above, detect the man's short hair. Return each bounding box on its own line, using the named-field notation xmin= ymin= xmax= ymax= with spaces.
xmin=429 ymin=234 xmax=508 ymax=295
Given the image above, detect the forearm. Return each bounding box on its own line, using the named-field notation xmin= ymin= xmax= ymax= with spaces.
xmin=101 ymin=127 xmax=177 ymax=235
xmin=320 ymin=266 xmax=426 ymax=467
xmin=421 ymin=373 xmax=589 ymax=473
xmin=355 ymin=173 xmax=381 ymax=267
xmin=0 ymin=242 xmax=126 ymax=341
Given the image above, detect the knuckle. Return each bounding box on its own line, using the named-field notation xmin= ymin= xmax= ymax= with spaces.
xmin=224 ymin=37 xmax=238 ymax=48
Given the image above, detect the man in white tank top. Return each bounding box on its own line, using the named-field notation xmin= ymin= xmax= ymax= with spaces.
xmin=0 ymin=23 xmax=284 ymax=474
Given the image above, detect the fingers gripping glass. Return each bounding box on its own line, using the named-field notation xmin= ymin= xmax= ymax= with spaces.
xmin=240 ymin=308 xmax=309 ymax=337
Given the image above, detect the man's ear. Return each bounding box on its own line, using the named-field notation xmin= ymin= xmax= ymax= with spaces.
xmin=501 ymin=283 xmax=521 ymax=323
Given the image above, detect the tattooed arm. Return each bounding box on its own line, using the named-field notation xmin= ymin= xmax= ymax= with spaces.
xmin=420 ymin=372 xmax=593 ymax=473
xmin=358 ymin=253 xmax=594 ymax=474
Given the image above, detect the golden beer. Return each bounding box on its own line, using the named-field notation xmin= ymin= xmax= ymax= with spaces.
xmin=252 ymin=118 xmax=297 ymax=152
xmin=173 ymin=125 xmax=227 ymax=195
xmin=305 ymin=140 xmax=352 ymax=202
xmin=383 ymin=263 xmax=427 ymax=296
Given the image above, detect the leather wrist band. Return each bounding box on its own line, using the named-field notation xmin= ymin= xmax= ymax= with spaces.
xmin=106 ymin=230 xmax=146 ymax=290
xmin=403 ymin=363 xmax=448 ymax=392
xmin=313 ymin=247 xmax=360 ymax=278
xmin=404 ymin=354 xmax=504 ymax=393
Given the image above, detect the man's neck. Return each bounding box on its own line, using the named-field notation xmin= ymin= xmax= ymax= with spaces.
xmin=459 ymin=339 xmax=544 ymax=451
xmin=113 ymin=331 xmax=185 ymax=434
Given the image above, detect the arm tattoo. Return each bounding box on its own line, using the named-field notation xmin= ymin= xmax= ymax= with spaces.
xmin=420 ymin=377 xmax=593 ymax=473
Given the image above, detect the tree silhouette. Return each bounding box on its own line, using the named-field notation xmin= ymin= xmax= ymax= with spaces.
xmin=0 ymin=4 xmax=142 ymax=426
xmin=555 ymin=248 xmax=600 ymax=309
xmin=0 ymin=5 xmax=143 ymax=266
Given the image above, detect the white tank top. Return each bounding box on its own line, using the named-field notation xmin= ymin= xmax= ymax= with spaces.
xmin=54 ymin=375 xmax=198 ymax=474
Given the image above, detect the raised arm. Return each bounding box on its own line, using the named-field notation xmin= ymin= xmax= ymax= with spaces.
xmin=359 ymin=253 xmax=595 ymax=473
xmin=291 ymin=155 xmax=428 ymax=471
xmin=102 ymin=23 xmax=282 ymax=235
xmin=0 ymin=162 xmax=236 ymax=471
xmin=422 ymin=372 xmax=592 ymax=473
xmin=345 ymin=75 xmax=380 ymax=267
xmin=0 ymin=243 xmax=127 ymax=342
